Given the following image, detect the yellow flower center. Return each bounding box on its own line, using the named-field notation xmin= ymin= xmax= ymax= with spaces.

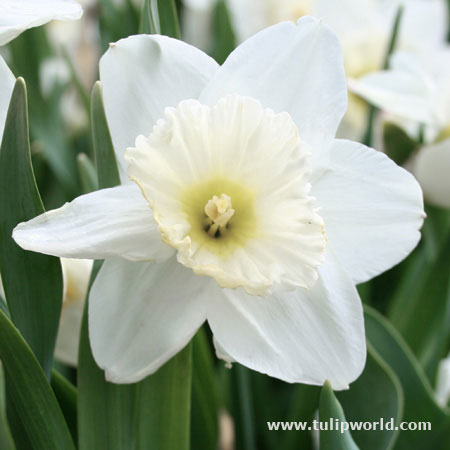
xmin=179 ymin=176 xmax=257 ymax=258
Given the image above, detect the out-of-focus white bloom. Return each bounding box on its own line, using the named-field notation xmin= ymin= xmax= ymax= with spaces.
xmin=46 ymin=0 xmax=99 ymax=90
xmin=0 ymin=57 xmax=15 ymax=144
xmin=13 ymin=18 xmax=424 ymax=388
xmin=314 ymin=0 xmax=447 ymax=140
xmin=350 ymin=50 xmax=450 ymax=208
xmin=45 ymin=0 xmax=99 ymax=132
xmin=0 ymin=0 xmax=82 ymax=46
xmin=55 ymin=258 xmax=93 ymax=366
xmin=435 ymin=353 xmax=450 ymax=407
xmin=0 ymin=0 xmax=83 ymax=143
xmin=184 ymin=0 xmax=447 ymax=140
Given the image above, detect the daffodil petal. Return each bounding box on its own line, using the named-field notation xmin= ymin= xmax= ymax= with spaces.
xmin=413 ymin=139 xmax=450 ymax=209
xmin=348 ymin=52 xmax=436 ymax=125
xmin=13 ymin=185 xmax=173 ymax=261
xmin=207 ymin=252 xmax=366 ymax=390
xmin=199 ymin=16 xmax=347 ymax=156
xmin=0 ymin=0 xmax=82 ymax=46
xmin=0 ymin=55 xmax=15 ymax=144
xmin=89 ymin=257 xmax=211 ymax=383
xmin=99 ymin=34 xmax=219 ymax=180
xmin=312 ymin=139 xmax=424 ymax=284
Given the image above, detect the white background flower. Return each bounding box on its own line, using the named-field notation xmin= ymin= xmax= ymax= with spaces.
xmin=0 ymin=0 xmax=82 ymax=46
xmin=183 ymin=0 xmax=447 ymax=140
xmin=350 ymin=49 xmax=450 ymax=208
xmin=0 ymin=0 xmax=83 ymax=143
xmin=54 ymin=258 xmax=93 ymax=367
xmin=13 ymin=18 xmax=424 ymax=389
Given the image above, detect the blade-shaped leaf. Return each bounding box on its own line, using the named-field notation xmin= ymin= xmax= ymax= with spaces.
xmin=388 ymin=231 xmax=450 ymax=381
xmin=0 ymin=309 xmax=75 ymax=450
xmin=156 ymin=0 xmax=181 ymax=38
xmin=0 ymin=363 xmax=15 ymax=450
xmin=139 ymin=0 xmax=158 ymax=34
xmin=211 ymin=0 xmax=236 ymax=64
xmin=135 ymin=343 xmax=192 ymax=450
xmin=51 ymin=370 xmax=78 ymax=447
xmin=365 ymin=306 xmax=450 ymax=449
xmin=191 ymin=327 xmax=219 ymax=450
xmin=91 ymin=81 xmax=121 ymax=189
xmin=337 ymin=345 xmax=404 ymax=450
xmin=319 ymin=381 xmax=359 ymax=450
xmin=0 ymin=78 xmax=63 ymax=376
xmin=77 ymin=153 xmax=99 ymax=194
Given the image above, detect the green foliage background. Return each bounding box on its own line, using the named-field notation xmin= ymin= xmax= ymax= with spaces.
xmin=0 ymin=1 xmax=449 ymax=449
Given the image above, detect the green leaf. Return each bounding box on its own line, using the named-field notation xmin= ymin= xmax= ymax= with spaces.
xmin=382 ymin=122 xmax=417 ymax=166
xmin=337 ymin=345 xmax=404 ymax=450
xmin=50 ymin=370 xmax=78 ymax=447
xmin=365 ymin=306 xmax=450 ymax=449
xmin=0 ymin=309 xmax=75 ymax=450
xmin=77 ymin=297 xmax=138 ymax=450
xmin=156 ymin=0 xmax=181 ymax=38
xmin=139 ymin=0 xmax=158 ymax=34
xmin=78 ymin=88 xmax=137 ymax=449
xmin=362 ymin=5 xmax=403 ymax=146
xmin=230 ymin=365 xmax=257 ymax=450
xmin=251 ymin=374 xmax=319 ymax=450
xmin=0 ymin=78 xmax=63 ymax=377
xmin=0 ymin=363 xmax=15 ymax=450
xmin=211 ymin=0 xmax=236 ymax=64
xmin=135 ymin=343 xmax=193 ymax=450
xmin=91 ymin=81 xmax=121 ymax=189
xmin=77 ymin=153 xmax=99 ymax=194
xmin=319 ymin=381 xmax=359 ymax=450
xmin=191 ymin=327 xmax=219 ymax=450
xmin=387 ymin=234 xmax=450 ymax=380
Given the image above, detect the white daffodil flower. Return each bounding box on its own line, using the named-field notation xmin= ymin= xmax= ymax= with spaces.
xmin=184 ymin=0 xmax=446 ymax=140
xmin=312 ymin=0 xmax=447 ymax=140
xmin=350 ymin=50 xmax=450 ymax=209
xmin=13 ymin=18 xmax=425 ymax=389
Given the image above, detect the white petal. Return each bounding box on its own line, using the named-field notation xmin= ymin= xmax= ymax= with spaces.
xmin=126 ymin=95 xmax=326 ymax=295
xmin=0 ymin=55 xmax=15 ymax=145
xmin=54 ymin=258 xmax=92 ymax=367
xmin=89 ymin=257 xmax=211 ymax=383
xmin=199 ymin=16 xmax=347 ymax=156
xmin=13 ymin=184 xmax=173 ymax=261
xmin=99 ymin=34 xmax=218 ymax=180
xmin=207 ymin=252 xmax=366 ymax=390
xmin=0 ymin=0 xmax=82 ymax=45
xmin=312 ymin=139 xmax=425 ymax=284
xmin=348 ymin=52 xmax=437 ymax=126
xmin=413 ymin=139 xmax=450 ymax=209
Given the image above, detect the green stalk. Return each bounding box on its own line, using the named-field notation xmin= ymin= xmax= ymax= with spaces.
xmin=362 ymin=6 xmax=403 ymax=147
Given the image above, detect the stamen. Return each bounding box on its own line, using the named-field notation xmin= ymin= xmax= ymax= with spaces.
xmin=204 ymin=194 xmax=235 ymax=227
